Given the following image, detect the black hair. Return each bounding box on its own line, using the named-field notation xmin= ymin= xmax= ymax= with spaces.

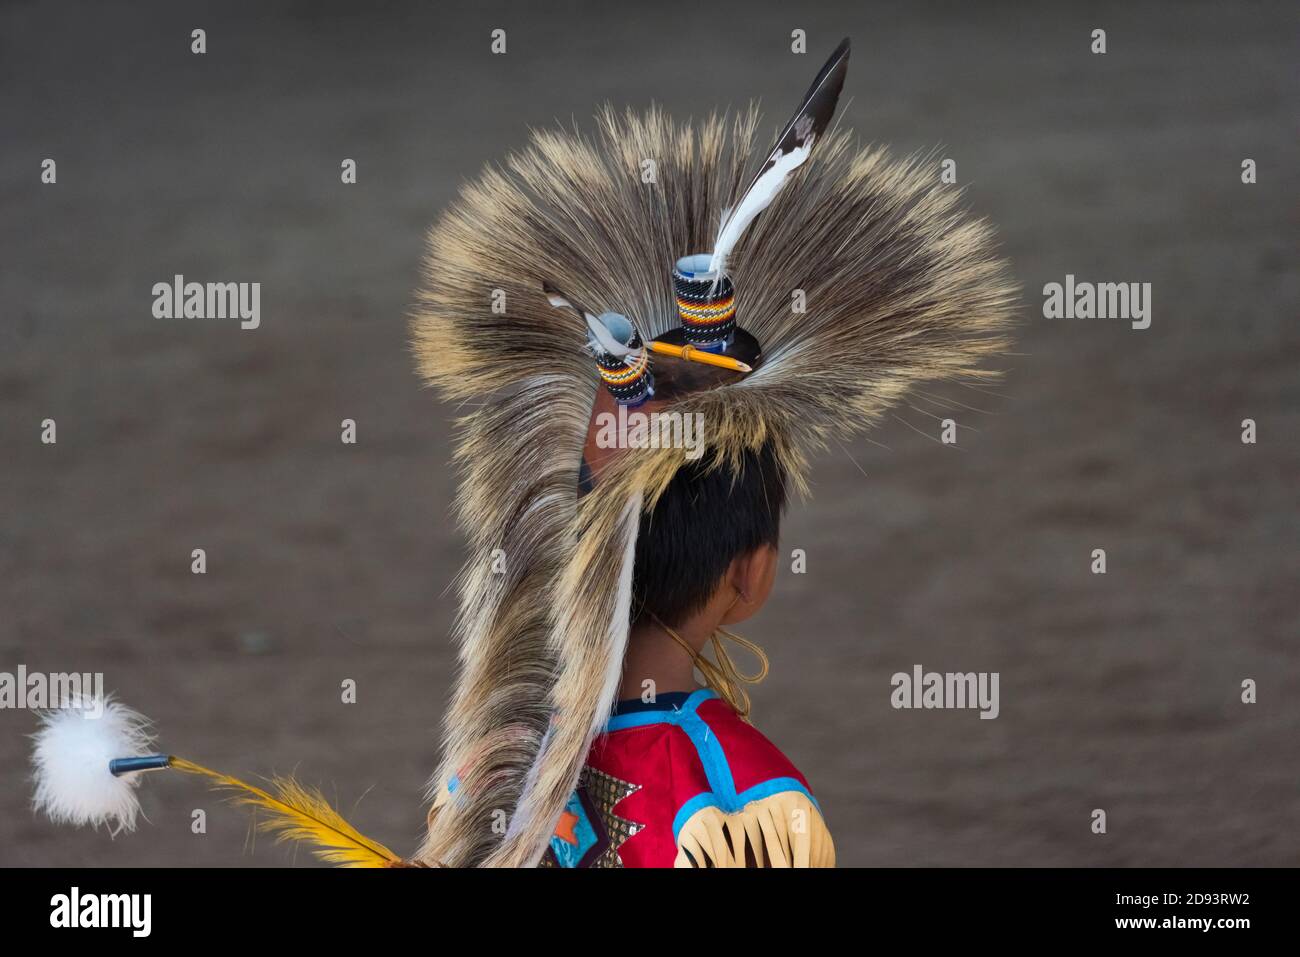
xmin=631 ymin=442 xmax=787 ymax=627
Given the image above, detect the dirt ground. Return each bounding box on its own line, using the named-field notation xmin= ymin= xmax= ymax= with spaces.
xmin=1 ymin=1 xmax=1296 ymax=866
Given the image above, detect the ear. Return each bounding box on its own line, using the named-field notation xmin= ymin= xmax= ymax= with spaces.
xmin=721 ymin=544 xmax=779 ymax=626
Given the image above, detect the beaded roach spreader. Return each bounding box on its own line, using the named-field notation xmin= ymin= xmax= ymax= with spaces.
xmin=673 ymin=253 xmax=737 ymax=351
xmin=591 ymin=312 xmax=654 ymax=406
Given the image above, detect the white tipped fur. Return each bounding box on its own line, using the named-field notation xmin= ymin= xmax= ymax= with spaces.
xmin=31 ymin=696 xmax=155 ymax=836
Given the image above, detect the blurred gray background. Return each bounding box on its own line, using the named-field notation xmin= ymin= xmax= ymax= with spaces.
xmin=2 ymin=0 xmax=1296 ymax=866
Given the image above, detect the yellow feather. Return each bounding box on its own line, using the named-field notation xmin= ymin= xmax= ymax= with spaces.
xmin=167 ymin=757 xmax=401 ymax=867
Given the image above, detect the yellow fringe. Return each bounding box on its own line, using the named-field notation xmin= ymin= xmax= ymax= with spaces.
xmin=674 ymin=789 xmax=835 ymax=868
xmin=169 ymin=757 xmax=402 ymax=868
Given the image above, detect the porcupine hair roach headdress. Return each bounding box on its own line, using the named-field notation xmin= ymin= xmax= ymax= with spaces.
xmin=412 ymin=38 xmax=1017 ymax=867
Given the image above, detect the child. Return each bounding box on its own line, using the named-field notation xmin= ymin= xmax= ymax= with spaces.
xmin=538 ymin=441 xmax=835 ymax=867
xmin=414 ymin=36 xmax=1014 ymax=868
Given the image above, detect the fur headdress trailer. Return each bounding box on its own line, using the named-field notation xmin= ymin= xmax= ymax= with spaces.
xmin=411 ymin=39 xmax=1017 ymax=867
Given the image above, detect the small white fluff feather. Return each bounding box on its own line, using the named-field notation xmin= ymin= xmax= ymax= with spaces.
xmin=31 ymin=695 xmax=155 ymax=835
xmin=709 ymin=141 xmax=812 ymax=275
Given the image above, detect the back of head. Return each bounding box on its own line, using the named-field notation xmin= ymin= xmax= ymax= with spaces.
xmin=632 ymin=442 xmax=787 ymax=627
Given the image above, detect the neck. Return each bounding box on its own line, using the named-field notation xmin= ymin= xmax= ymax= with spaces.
xmin=618 ymin=612 xmax=717 ymax=702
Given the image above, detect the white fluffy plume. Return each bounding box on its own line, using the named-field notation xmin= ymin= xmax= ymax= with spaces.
xmin=31 ymin=695 xmax=155 ymax=835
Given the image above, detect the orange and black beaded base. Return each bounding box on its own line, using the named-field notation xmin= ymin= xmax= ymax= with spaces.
xmin=594 ymin=326 xmax=654 ymax=406
xmin=673 ymin=256 xmax=736 ymax=351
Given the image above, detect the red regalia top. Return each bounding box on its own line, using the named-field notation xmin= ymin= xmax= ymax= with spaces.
xmin=539 ymin=688 xmax=835 ymax=868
